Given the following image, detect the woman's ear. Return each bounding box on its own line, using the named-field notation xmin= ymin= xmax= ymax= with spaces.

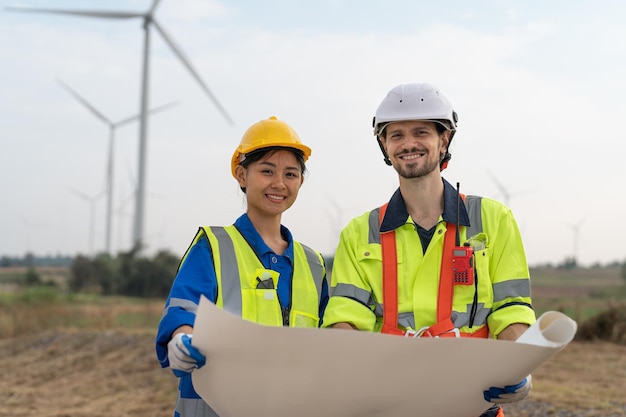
xmin=234 ymin=165 xmax=246 ymax=187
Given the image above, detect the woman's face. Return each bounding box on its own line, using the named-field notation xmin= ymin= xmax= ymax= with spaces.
xmin=235 ymin=150 xmax=304 ymax=218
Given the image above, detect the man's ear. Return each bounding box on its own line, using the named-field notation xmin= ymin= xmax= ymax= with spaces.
xmin=439 ymin=131 xmax=451 ymax=153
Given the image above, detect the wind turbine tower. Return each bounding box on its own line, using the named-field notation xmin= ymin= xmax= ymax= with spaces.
xmin=68 ymin=188 xmax=103 ymax=257
xmin=568 ymin=217 xmax=585 ymax=265
xmin=58 ymin=79 xmax=177 ymax=254
xmin=8 ymin=0 xmax=234 ymax=251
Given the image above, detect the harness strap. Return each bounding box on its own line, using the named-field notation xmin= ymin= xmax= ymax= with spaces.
xmin=380 ymin=206 xmax=402 ymax=335
xmin=437 ymin=220 xmax=457 ymax=324
xmin=379 ymin=200 xmax=488 ymax=338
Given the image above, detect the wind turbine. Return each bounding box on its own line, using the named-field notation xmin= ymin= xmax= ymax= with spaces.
xmin=487 ymin=171 xmax=533 ymax=207
xmin=325 ymin=196 xmax=345 ymax=250
xmin=19 ymin=215 xmax=46 ymax=255
xmin=8 ymin=0 xmax=234 ymax=251
xmin=57 ymin=78 xmax=178 ymax=255
xmin=567 ymin=216 xmax=585 ymax=265
xmin=68 ymin=187 xmax=105 ymax=257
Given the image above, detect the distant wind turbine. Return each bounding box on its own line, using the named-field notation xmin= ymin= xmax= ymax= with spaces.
xmin=19 ymin=215 xmax=46 ymax=255
xmin=68 ymin=187 xmax=104 ymax=257
xmin=567 ymin=216 xmax=585 ymax=265
xmin=58 ymin=79 xmax=178 ymax=255
xmin=8 ymin=0 xmax=234 ymax=251
xmin=325 ymin=196 xmax=345 ymax=249
xmin=487 ymin=171 xmax=533 ymax=207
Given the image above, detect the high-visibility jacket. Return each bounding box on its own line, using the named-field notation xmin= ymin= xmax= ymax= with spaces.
xmin=323 ymin=179 xmax=535 ymax=338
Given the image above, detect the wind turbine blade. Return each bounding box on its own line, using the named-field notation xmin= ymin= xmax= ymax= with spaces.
xmin=149 ymin=0 xmax=163 ymax=15
xmin=57 ymin=79 xmax=112 ymax=126
xmin=5 ymin=6 xmax=145 ymax=19
xmin=151 ymin=18 xmax=234 ymax=125
xmin=487 ymin=171 xmax=507 ymax=196
xmin=69 ymin=187 xmax=106 ymax=202
xmin=114 ymin=101 xmax=180 ymax=127
xmin=68 ymin=187 xmax=91 ymax=202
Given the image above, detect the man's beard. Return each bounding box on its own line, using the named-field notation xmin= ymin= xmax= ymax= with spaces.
xmin=393 ymin=151 xmax=441 ymax=179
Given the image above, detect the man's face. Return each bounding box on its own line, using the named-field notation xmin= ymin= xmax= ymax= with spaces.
xmin=381 ymin=120 xmax=449 ymax=179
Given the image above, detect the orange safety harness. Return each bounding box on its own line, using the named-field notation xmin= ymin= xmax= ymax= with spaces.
xmin=379 ymin=201 xmax=489 ymax=338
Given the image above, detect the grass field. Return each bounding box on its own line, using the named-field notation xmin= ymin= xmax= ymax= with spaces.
xmin=1 ymin=265 xmax=625 ymax=416
xmin=530 ymin=265 xmax=625 ymax=323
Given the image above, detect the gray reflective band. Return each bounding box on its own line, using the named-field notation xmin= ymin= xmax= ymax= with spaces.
xmin=331 ymin=282 xmax=374 ymax=308
xmin=176 ymin=396 xmax=219 ymax=417
xmin=397 ymin=312 xmax=415 ymax=329
xmin=372 ymin=306 xmax=414 ymax=329
xmin=451 ymin=303 xmax=490 ymax=328
xmin=465 ymin=195 xmax=483 ymax=237
xmin=301 ymin=243 xmax=325 ymax=304
xmin=368 ymin=208 xmax=381 ymax=244
xmin=210 ymin=226 xmax=243 ymax=316
xmin=162 ymin=297 xmax=199 ymax=318
xmin=493 ymin=278 xmax=531 ymax=302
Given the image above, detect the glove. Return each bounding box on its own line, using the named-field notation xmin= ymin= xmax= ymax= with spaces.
xmin=483 ymin=375 xmax=532 ymax=404
xmin=167 ymin=333 xmax=206 ymax=377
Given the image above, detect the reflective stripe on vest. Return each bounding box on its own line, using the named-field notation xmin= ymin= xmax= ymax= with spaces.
xmin=379 ymin=199 xmax=489 ymax=339
xmin=202 ymin=226 xmax=324 ymax=327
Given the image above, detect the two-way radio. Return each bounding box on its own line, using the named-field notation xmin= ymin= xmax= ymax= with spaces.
xmin=451 ymin=182 xmax=474 ymax=285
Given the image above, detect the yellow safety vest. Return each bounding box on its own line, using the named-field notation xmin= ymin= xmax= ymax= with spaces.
xmin=184 ymin=225 xmax=325 ymax=328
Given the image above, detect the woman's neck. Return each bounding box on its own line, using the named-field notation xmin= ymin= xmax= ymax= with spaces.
xmin=247 ymin=212 xmax=288 ymax=255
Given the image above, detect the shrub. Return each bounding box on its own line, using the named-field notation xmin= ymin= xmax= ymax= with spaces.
xmin=575 ymin=303 xmax=626 ymax=344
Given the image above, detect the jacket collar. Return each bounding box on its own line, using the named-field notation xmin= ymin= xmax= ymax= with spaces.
xmin=380 ymin=178 xmax=470 ymax=232
xmin=233 ymin=213 xmax=295 ymax=260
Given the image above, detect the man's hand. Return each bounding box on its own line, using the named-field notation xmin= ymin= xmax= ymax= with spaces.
xmin=167 ymin=333 xmax=206 ymax=377
xmin=484 ymin=375 xmax=532 ymax=404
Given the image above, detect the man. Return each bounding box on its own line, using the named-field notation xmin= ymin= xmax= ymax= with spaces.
xmin=322 ymin=83 xmax=536 ymax=417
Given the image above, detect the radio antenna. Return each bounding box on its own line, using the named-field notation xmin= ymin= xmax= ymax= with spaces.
xmin=455 ymin=182 xmax=461 ymax=246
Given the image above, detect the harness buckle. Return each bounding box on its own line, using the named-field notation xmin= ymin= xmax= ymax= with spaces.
xmin=406 ymin=326 xmax=461 ymax=338
xmin=403 ymin=328 xmax=420 ymax=338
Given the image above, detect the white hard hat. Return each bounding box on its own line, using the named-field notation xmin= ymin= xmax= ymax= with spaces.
xmin=373 ymin=83 xmax=458 ymax=136
xmin=373 ymin=83 xmax=458 ymax=169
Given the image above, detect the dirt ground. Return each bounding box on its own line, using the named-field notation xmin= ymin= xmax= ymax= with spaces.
xmin=1 ymin=329 xmax=625 ymax=417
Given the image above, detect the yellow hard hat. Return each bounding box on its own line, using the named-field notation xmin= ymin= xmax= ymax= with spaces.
xmin=231 ymin=116 xmax=312 ymax=178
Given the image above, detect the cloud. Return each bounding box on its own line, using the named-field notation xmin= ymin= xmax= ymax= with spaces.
xmin=1 ymin=0 xmax=625 ymax=266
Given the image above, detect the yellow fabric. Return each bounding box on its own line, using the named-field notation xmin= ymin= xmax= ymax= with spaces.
xmin=323 ymin=197 xmax=535 ymax=337
xmin=204 ymin=226 xmax=322 ymax=328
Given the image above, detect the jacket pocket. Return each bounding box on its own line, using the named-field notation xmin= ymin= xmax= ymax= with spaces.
xmin=291 ymin=310 xmax=319 ymax=328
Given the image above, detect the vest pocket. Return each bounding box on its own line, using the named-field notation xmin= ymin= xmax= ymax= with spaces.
xmin=290 ymin=310 xmax=319 ymax=328
xmin=241 ymin=288 xmax=282 ymax=326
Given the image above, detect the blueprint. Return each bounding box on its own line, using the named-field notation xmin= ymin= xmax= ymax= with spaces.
xmin=192 ymin=296 xmax=577 ymax=417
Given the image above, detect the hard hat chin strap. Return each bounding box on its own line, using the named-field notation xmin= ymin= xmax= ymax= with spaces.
xmin=376 ymin=137 xmax=392 ymax=166
xmin=440 ymin=152 xmax=451 ymax=171
xmin=440 ymin=130 xmax=455 ymax=171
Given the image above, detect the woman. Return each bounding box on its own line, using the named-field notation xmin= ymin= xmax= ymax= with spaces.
xmin=155 ymin=116 xmax=329 ymax=417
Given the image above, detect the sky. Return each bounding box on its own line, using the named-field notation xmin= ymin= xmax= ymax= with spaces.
xmin=1 ymin=0 xmax=625 ymax=267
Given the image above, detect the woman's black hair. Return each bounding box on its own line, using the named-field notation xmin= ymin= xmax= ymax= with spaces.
xmin=237 ymin=146 xmax=307 ymax=193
